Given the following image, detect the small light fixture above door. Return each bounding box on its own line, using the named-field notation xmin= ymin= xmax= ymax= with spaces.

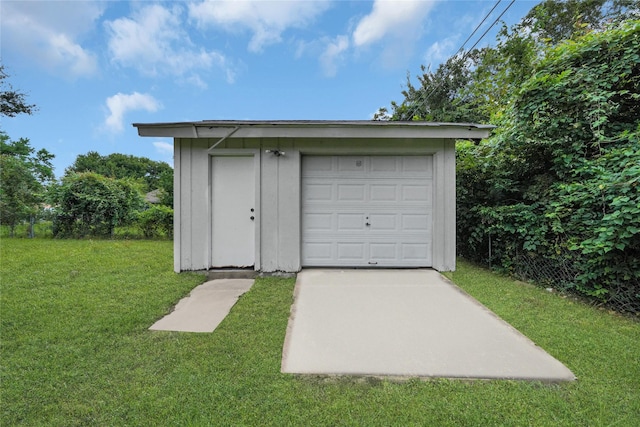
xmin=265 ymin=149 xmax=285 ymax=157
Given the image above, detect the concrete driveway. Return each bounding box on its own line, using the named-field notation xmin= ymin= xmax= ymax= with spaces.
xmin=281 ymin=269 xmax=575 ymax=381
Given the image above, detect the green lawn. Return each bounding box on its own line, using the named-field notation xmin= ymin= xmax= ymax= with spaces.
xmin=2 ymin=239 xmax=639 ymax=426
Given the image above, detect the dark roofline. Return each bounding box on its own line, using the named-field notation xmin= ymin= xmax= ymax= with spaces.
xmin=133 ymin=119 xmax=495 ymax=129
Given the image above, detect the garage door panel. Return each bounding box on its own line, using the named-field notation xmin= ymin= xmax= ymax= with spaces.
xmin=337 ymin=213 xmax=366 ymax=230
xmin=370 ymin=243 xmax=397 ymax=260
xmin=370 ymin=156 xmax=399 ymax=173
xmin=302 ymin=155 xmax=433 ymax=267
xmin=402 ymin=156 xmax=432 ymax=174
xmin=337 ymin=243 xmax=366 ymax=261
xmin=370 ymin=184 xmax=397 ymax=201
xmin=304 ymin=183 xmax=333 ymax=201
xmin=337 ymin=184 xmax=366 ymax=201
xmin=402 ymin=243 xmax=430 ymax=260
xmin=304 ymin=156 xmax=333 ymax=173
xmin=304 ymin=213 xmax=333 ymax=231
xmin=402 ymin=184 xmax=430 ymax=202
xmin=402 ymin=214 xmax=430 ymax=231
xmin=304 ymin=242 xmax=333 ymax=262
xmin=338 ymin=157 xmax=365 ymax=172
xmin=368 ymin=214 xmax=397 ymax=231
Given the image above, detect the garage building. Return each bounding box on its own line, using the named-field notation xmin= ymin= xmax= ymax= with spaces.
xmin=133 ymin=120 xmax=492 ymax=273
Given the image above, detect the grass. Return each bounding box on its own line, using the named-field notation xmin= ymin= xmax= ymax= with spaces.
xmin=2 ymin=239 xmax=639 ymax=426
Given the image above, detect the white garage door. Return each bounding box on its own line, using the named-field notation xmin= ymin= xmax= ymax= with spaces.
xmin=302 ymin=156 xmax=433 ymax=267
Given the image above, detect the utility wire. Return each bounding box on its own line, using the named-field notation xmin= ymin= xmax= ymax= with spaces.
xmin=455 ymin=0 xmax=503 ymax=56
xmin=463 ymin=0 xmax=516 ymax=56
xmin=403 ymin=0 xmax=516 ymax=121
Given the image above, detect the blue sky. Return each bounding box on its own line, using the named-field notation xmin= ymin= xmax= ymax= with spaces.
xmin=1 ymin=0 xmax=540 ymax=177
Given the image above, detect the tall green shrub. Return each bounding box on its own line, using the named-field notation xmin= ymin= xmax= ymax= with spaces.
xmin=457 ymin=21 xmax=640 ymax=312
xmin=137 ymin=205 xmax=173 ymax=238
xmin=0 ymin=133 xmax=54 ymax=236
xmin=52 ymin=172 xmax=144 ymax=237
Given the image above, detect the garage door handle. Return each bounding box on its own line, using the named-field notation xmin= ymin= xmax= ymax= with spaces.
xmin=250 ymin=216 xmax=255 ymax=221
xmin=365 ymin=222 xmax=370 ymax=226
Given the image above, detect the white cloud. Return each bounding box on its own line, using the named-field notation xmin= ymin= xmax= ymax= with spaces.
xmin=350 ymin=0 xmax=438 ymax=68
xmin=153 ymin=141 xmax=174 ymax=157
xmin=352 ymin=0 xmax=436 ymax=47
xmin=188 ymin=0 xmax=332 ymax=52
xmin=319 ymin=35 xmax=350 ymax=77
xmin=423 ymin=37 xmax=458 ymax=67
xmin=105 ymin=4 xmax=234 ymax=85
xmin=104 ymin=92 xmax=161 ymax=133
xmin=1 ymin=1 xmax=102 ymax=77
xmin=153 ymin=140 xmax=174 ymax=166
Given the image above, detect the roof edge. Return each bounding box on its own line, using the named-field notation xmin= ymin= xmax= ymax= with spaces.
xmin=133 ymin=120 xmax=495 ymax=139
xmin=133 ymin=119 xmax=495 ymax=129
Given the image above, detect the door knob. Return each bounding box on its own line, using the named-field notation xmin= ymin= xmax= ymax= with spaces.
xmin=250 ymin=216 xmax=255 ymax=221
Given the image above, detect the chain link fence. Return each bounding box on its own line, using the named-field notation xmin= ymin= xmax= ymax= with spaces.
xmin=510 ymin=249 xmax=580 ymax=291
xmin=462 ymin=237 xmax=640 ymax=316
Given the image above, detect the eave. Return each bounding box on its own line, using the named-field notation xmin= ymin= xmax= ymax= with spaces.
xmin=132 ymin=120 xmax=494 ymax=140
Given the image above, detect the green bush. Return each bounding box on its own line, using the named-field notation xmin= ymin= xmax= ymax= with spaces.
xmin=457 ymin=21 xmax=640 ymax=314
xmin=51 ymin=172 xmax=144 ymax=238
xmin=136 ymin=205 xmax=173 ymax=238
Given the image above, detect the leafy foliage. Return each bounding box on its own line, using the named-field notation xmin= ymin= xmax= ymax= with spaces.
xmin=0 ymin=133 xmax=54 ymax=235
xmin=0 ymin=65 xmax=37 ymax=118
xmin=380 ymin=54 xmax=488 ymax=123
xmin=51 ymin=172 xmax=145 ymax=237
xmin=384 ymin=0 xmax=639 ymax=312
xmin=137 ymin=205 xmax=173 ymax=238
xmin=457 ymin=20 xmax=640 ymax=312
xmin=66 ymin=151 xmax=173 ymax=198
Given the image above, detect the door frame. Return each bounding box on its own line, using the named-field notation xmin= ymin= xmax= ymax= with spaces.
xmin=209 ymin=150 xmax=261 ymax=270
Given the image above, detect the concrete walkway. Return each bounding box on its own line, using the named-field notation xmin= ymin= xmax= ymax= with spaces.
xmin=149 ymin=279 xmax=254 ymax=333
xmin=281 ymin=269 xmax=576 ymax=381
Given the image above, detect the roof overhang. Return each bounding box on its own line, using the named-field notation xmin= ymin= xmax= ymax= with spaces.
xmin=133 ymin=120 xmax=494 ymax=140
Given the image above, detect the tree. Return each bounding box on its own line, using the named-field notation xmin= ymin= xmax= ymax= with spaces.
xmin=52 ymin=172 xmax=145 ymax=237
xmin=156 ymin=168 xmax=173 ymax=206
xmin=65 ymin=152 xmax=173 ymax=203
xmin=0 ymin=65 xmax=37 ymax=117
xmin=382 ymin=54 xmax=488 ymax=123
xmin=518 ymin=0 xmax=638 ymax=43
xmin=383 ymin=1 xmax=638 ymax=126
xmin=381 ymin=0 xmax=640 ymax=312
xmin=0 ymin=133 xmax=54 ymax=236
xmin=466 ymin=0 xmax=638 ymax=122
xmin=0 ymin=64 xmax=49 ymax=236
xmin=457 ymin=20 xmax=640 ymax=312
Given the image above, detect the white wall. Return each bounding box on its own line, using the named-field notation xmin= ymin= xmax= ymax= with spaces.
xmin=174 ymin=137 xmax=457 ymax=272
xmin=174 ymin=138 xmax=210 ymax=271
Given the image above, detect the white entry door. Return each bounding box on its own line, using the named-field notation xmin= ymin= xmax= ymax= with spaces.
xmin=211 ymin=156 xmax=255 ymax=268
xmin=302 ymin=155 xmax=433 ymax=267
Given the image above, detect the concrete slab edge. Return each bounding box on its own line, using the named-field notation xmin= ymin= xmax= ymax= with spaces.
xmin=280 ymin=273 xmax=304 ymax=373
xmin=283 ymin=372 xmax=576 ymax=384
xmin=281 ymin=270 xmax=576 ymax=382
xmin=436 ymin=274 xmax=576 ymax=382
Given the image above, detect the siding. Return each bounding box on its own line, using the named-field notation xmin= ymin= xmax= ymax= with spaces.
xmin=175 ymin=137 xmax=457 ymax=272
xmin=175 ymin=138 xmax=210 ymax=271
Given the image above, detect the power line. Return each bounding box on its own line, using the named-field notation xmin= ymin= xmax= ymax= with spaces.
xmin=403 ymin=0 xmax=516 ymax=121
xmin=455 ymin=0 xmax=503 ymax=56
xmin=463 ymin=0 xmax=516 ymax=57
